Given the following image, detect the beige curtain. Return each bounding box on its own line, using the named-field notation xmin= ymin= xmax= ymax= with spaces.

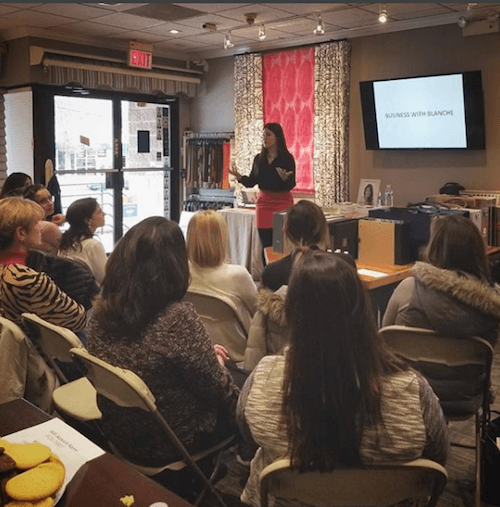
xmin=234 ymin=53 xmax=263 ymax=177
xmin=314 ymin=40 xmax=351 ymax=207
xmin=0 ymin=93 xmax=6 ymax=188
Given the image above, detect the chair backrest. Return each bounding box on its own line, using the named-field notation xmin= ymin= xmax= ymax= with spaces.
xmin=185 ymin=289 xmax=251 ymax=362
xmin=379 ymin=325 xmax=493 ymax=417
xmin=260 ymin=458 xmax=448 ymax=507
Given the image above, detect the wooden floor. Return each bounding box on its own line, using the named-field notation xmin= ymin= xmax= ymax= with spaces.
xmin=205 ymin=341 xmax=500 ymax=507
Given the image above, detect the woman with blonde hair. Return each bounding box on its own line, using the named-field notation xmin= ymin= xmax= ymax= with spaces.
xmin=187 ymin=210 xmax=258 ymax=361
xmin=0 ymin=197 xmax=86 ymax=331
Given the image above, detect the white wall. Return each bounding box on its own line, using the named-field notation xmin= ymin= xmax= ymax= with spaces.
xmin=5 ymin=88 xmax=34 ymax=179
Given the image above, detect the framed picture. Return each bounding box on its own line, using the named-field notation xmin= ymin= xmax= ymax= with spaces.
xmin=357 ymin=179 xmax=381 ymax=206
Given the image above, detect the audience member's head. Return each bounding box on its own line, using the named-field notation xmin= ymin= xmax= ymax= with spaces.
xmin=283 ymin=249 xmax=404 ymax=470
xmin=93 ymin=216 xmax=189 ymax=336
xmin=186 ymin=210 xmax=228 ymax=268
xmin=37 ymin=221 xmax=62 ymax=255
xmin=285 ymin=200 xmax=329 ymax=250
xmin=425 ymin=214 xmax=490 ymax=282
xmin=0 ymin=173 xmax=32 ymax=198
xmin=23 ymin=184 xmax=54 ymax=219
xmin=0 ymin=197 xmax=43 ymax=253
xmin=60 ymin=198 xmax=102 ymax=251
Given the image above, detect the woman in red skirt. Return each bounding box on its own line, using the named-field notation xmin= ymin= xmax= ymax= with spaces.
xmin=230 ymin=123 xmax=296 ymax=259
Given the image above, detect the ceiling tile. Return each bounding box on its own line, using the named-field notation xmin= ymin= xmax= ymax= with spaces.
xmin=55 ymin=20 xmax=130 ymax=37
xmin=92 ymin=12 xmax=167 ymax=30
xmin=262 ymin=3 xmax=350 ymax=16
xmin=181 ymin=32 xmax=251 ymax=45
xmin=173 ymin=13 xmax=241 ymax=31
xmin=362 ymin=3 xmax=452 ymax=20
xmin=0 ymin=10 xmax=80 ymax=28
xmin=145 ymin=22 xmax=206 ymax=37
xmin=173 ymin=3 xmax=252 ymax=14
xmin=231 ymin=24 xmax=291 ymax=41
xmin=105 ymin=30 xmax=168 ymax=43
xmin=215 ymin=3 xmax=295 ymax=24
xmin=320 ymin=7 xmax=379 ymax=28
xmin=1 ymin=3 xmax=42 ymax=8
xmin=0 ymin=5 xmax=20 ymax=16
xmin=81 ymin=3 xmax=148 ymax=12
xmin=32 ymin=3 xmax=112 ymax=20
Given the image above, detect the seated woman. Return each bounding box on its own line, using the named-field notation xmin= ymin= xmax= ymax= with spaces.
xmin=0 ymin=172 xmax=32 ymax=198
xmin=237 ymin=250 xmax=448 ymax=507
xmin=261 ymin=200 xmax=329 ymax=291
xmin=0 ymin=197 xmax=86 ymax=332
xmin=383 ymin=214 xmax=500 ymax=346
xmin=23 ymin=184 xmax=65 ymax=226
xmin=86 ymin=216 xmax=239 ymax=466
xmin=59 ymin=198 xmax=107 ymax=285
xmin=186 ymin=210 xmax=258 ymax=361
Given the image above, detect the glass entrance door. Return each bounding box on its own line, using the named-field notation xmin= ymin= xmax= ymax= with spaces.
xmin=54 ymin=95 xmax=173 ymax=253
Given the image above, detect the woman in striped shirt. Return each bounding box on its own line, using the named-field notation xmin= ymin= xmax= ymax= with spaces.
xmin=0 ymin=197 xmax=86 ymax=332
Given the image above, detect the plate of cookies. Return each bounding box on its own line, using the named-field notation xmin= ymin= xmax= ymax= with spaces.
xmin=0 ymin=440 xmax=65 ymax=506
xmin=0 ymin=418 xmax=104 ymax=507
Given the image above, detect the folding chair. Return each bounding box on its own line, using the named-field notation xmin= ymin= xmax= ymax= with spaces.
xmin=185 ymin=289 xmax=251 ymax=363
xmin=21 ymin=313 xmax=101 ymax=422
xmin=379 ymin=325 xmax=493 ymax=507
xmin=260 ymin=458 xmax=447 ymax=507
xmin=69 ymin=347 xmax=233 ymax=507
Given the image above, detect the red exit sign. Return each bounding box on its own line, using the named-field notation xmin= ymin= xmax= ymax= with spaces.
xmin=128 ymin=42 xmax=153 ymax=70
xmin=129 ymin=49 xmax=152 ymax=69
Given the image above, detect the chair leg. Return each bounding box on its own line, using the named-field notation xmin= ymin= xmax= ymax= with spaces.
xmin=475 ymin=411 xmax=481 ymax=507
xmin=194 ymin=451 xmax=224 ymax=507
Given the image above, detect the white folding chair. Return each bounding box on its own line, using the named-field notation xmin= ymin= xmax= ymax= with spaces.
xmin=260 ymin=458 xmax=447 ymax=507
xmin=70 ymin=347 xmax=233 ymax=507
xmin=379 ymin=325 xmax=493 ymax=507
xmin=21 ymin=313 xmax=101 ymax=422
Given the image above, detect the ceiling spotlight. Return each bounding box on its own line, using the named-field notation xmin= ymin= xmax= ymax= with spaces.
xmin=378 ymin=4 xmax=388 ymax=23
xmin=170 ymin=29 xmax=180 ymax=34
xmin=259 ymin=24 xmax=266 ymax=41
xmin=458 ymin=16 xmax=467 ymax=28
xmin=224 ymin=32 xmax=234 ymax=50
xmin=467 ymin=3 xmax=477 ymax=11
xmin=314 ymin=15 xmax=325 ymax=35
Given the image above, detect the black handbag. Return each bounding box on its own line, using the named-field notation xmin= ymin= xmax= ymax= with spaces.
xmin=482 ymin=411 xmax=500 ymax=505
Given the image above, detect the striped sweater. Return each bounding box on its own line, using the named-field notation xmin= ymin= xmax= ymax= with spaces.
xmin=0 ymin=264 xmax=86 ymax=332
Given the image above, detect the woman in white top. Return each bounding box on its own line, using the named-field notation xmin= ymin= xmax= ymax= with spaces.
xmin=59 ymin=198 xmax=107 ymax=284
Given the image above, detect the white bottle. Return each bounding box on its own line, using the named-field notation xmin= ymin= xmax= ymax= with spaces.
xmin=384 ymin=185 xmax=394 ymax=207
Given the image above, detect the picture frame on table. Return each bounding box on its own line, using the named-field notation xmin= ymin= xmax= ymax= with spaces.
xmin=357 ymin=179 xmax=381 ymax=206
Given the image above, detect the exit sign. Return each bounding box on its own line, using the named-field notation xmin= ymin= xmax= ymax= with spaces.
xmin=128 ymin=42 xmax=153 ymax=70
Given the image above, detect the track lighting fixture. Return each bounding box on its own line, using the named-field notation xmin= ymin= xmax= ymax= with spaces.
xmin=378 ymin=4 xmax=388 ymax=23
xmin=224 ymin=32 xmax=234 ymax=50
xmin=259 ymin=24 xmax=266 ymax=41
xmin=467 ymin=3 xmax=477 ymax=11
xmin=314 ymin=15 xmax=325 ymax=35
xmin=458 ymin=16 xmax=467 ymax=28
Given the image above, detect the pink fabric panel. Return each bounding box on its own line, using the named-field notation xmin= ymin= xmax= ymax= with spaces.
xmin=263 ymin=48 xmax=315 ymax=194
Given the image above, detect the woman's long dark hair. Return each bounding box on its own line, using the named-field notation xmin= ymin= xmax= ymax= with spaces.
xmin=257 ymin=123 xmax=291 ymax=170
xmin=59 ymin=198 xmax=97 ymax=252
xmin=283 ymin=250 xmax=406 ymax=471
xmin=0 ymin=172 xmax=31 ymax=198
xmin=425 ymin=214 xmax=491 ymax=284
xmin=92 ymin=216 xmax=189 ymax=337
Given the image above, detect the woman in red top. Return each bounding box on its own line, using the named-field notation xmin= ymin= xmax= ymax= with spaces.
xmin=230 ymin=123 xmax=296 ymax=256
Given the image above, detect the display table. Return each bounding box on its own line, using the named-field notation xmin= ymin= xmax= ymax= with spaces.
xmin=0 ymin=399 xmax=195 ymax=507
xmin=219 ymin=207 xmax=263 ymax=280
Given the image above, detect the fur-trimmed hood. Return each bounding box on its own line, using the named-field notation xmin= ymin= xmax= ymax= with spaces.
xmin=412 ymin=262 xmax=500 ymax=320
xmin=409 ymin=261 xmax=500 ymax=341
xmin=256 ymin=286 xmax=288 ymax=327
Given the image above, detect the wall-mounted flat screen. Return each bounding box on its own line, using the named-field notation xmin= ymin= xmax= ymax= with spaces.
xmin=360 ymin=71 xmax=485 ymax=150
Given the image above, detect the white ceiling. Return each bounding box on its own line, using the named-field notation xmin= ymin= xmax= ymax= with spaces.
xmin=0 ymin=2 xmax=499 ymax=61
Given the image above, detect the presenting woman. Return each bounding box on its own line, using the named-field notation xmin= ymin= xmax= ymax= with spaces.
xmin=230 ymin=123 xmax=296 ymax=253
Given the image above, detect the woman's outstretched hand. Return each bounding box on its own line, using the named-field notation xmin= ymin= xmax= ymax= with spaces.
xmin=276 ymin=167 xmax=293 ymax=181
xmin=214 ymin=344 xmax=230 ymax=367
xmin=229 ymin=165 xmax=242 ymax=180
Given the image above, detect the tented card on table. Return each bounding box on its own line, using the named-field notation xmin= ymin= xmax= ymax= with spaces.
xmin=3 ymin=417 xmax=105 ymax=504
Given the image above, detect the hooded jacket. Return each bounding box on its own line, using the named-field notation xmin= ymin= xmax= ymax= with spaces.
xmin=383 ymin=261 xmax=500 ymax=346
xmin=243 ymin=286 xmax=288 ymax=371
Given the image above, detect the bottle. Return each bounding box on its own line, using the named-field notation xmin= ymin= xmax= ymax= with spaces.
xmin=384 ymin=185 xmax=394 ymax=207
xmin=377 ymin=191 xmax=382 ymax=207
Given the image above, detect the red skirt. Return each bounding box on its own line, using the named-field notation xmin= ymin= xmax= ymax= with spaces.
xmin=256 ymin=190 xmax=294 ymax=229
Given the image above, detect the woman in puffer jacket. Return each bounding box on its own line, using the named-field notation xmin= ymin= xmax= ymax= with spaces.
xmin=383 ymin=214 xmax=500 ymax=346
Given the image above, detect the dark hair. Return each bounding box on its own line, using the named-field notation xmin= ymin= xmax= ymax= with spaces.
xmin=59 ymin=198 xmax=98 ymax=252
xmin=257 ymin=123 xmax=291 ymax=169
xmin=0 ymin=173 xmax=32 ymax=198
xmin=23 ymin=184 xmax=47 ymax=202
xmin=363 ymin=184 xmax=374 ymax=205
xmin=285 ymin=200 xmax=329 ymax=248
xmin=425 ymin=214 xmax=491 ymax=283
xmin=283 ymin=249 xmax=405 ymax=471
xmin=92 ymin=216 xmax=189 ymax=336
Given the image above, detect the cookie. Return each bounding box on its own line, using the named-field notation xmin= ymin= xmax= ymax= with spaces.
xmin=0 ymin=471 xmax=17 ymax=507
xmin=3 ymin=444 xmax=51 ymax=471
xmin=6 ymin=499 xmax=54 ymax=507
xmin=5 ymin=462 xmax=64 ymax=501
xmin=6 ymin=499 xmax=53 ymax=507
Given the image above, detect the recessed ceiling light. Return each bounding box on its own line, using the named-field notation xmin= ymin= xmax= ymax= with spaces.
xmin=170 ymin=29 xmax=180 ymax=34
